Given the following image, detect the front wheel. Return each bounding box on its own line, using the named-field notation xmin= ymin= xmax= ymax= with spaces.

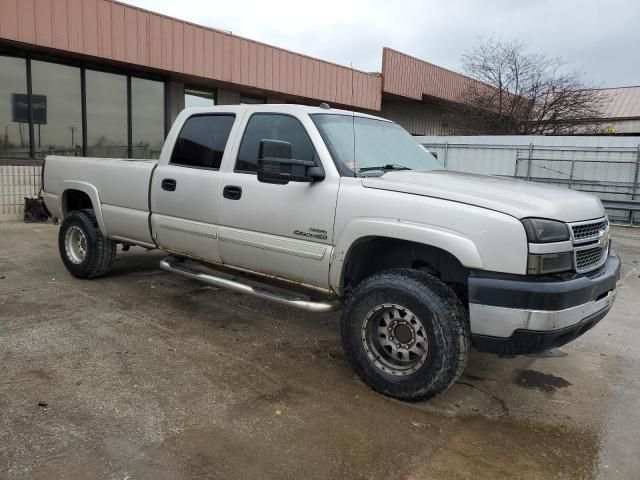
xmin=58 ymin=210 xmax=116 ymax=279
xmin=341 ymin=269 xmax=470 ymax=401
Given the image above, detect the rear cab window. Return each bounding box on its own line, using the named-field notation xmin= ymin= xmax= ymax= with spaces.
xmin=170 ymin=114 xmax=236 ymax=169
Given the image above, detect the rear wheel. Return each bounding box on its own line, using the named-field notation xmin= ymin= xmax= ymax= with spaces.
xmin=58 ymin=210 xmax=116 ymax=279
xmin=341 ymin=269 xmax=470 ymax=401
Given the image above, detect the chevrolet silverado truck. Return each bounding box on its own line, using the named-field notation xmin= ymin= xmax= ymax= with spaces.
xmin=42 ymin=104 xmax=620 ymax=401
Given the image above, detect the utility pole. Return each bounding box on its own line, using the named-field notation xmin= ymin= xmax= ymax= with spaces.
xmin=68 ymin=126 xmax=76 ymax=150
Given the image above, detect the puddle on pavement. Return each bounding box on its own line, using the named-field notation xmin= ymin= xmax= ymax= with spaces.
xmin=514 ymin=369 xmax=572 ymax=393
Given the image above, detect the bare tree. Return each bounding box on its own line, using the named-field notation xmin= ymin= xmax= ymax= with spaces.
xmin=447 ymin=38 xmax=604 ymax=135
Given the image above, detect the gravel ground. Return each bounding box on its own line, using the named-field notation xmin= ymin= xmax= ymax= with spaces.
xmin=1 ymin=221 xmax=639 ymax=480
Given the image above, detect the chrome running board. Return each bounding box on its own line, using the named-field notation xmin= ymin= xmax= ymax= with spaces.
xmin=159 ymin=256 xmax=341 ymax=313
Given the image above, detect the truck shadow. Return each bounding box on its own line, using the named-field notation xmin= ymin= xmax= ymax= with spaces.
xmin=104 ymin=248 xmax=167 ymax=278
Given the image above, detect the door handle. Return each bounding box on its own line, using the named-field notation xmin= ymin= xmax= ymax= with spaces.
xmin=223 ymin=185 xmax=242 ymax=200
xmin=161 ymin=178 xmax=176 ymax=191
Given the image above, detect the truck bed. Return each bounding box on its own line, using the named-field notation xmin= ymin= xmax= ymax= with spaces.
xmin=43 ymin=156 xmax=157 ymax=246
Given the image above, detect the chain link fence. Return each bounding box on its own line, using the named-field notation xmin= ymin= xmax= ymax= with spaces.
xmin=514 ymin=146 xmax=640 ymax=224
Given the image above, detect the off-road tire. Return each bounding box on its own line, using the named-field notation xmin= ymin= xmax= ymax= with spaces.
xmin=58 ymin=210 xmax=116 ymax=279
xmin=341 ymin=269 xmax=470 ymax=401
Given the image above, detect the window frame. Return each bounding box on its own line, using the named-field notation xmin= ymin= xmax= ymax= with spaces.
xmin=233 ymin=112 xmax=319 ymax=175
xmin=169 ymin=113 xmax=236 ymax=171
xmin=0 ymin=47 xmax=168 ymax=162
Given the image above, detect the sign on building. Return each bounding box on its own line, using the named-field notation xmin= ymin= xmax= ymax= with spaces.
xmin=11 ymin=94 xmax=47 ymax=125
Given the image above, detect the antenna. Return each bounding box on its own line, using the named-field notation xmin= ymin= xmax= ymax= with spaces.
xmin=350 ymin=62 xmax=356 ymax=176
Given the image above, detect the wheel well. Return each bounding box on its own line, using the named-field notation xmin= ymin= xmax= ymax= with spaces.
xmin=62 ymin=189 xmax=94 ymax=215
xmin=342 ymin=237 xmax=470 ymax=304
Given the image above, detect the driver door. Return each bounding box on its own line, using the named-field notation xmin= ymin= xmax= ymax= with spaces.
xmin=218 ymin=113 xmax=339 ymax=289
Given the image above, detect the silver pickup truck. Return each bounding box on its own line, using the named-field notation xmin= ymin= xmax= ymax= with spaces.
xmin=42 ymin=104 xmax=620 ymax=401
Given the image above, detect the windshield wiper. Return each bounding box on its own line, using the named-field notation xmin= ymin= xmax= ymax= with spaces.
xmin=358 ymin=164 xmax=412 ymax=173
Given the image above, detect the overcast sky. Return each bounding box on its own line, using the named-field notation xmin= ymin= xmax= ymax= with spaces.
xmin=123 ymin=0 xmax=639 ymax=88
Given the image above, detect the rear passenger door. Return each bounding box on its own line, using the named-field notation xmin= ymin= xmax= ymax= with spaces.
xmin=150 ymin=113 xmax=239 ymax=263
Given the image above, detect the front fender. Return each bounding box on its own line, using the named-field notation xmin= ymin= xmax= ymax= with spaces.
xmin=61 ymin=181 xmax=108 ymax=237
xmin=329 ymin=218 xmax=483 ymax=293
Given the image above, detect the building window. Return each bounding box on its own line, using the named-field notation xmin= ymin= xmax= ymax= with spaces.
xmin=85 ymin=70 xmax=128 ymax=158
xmin=239 ymin=95 xmax=266 ymax=104
xmin=0 ymin=51 xmax=167 ymax=161
xmin=132 ymin=77 xmax=165 ymax=159
xmin=170 ymin=114 xmax=235 ymax=169
xmin=235 ymin=113 xmax=316 ymax=173
xmin=31 ymin=60 xmax=82 ymax=159
xmin=184 ymin=88 xmax=215 ymax=108
xmin=0 ymin=55 xmax=30 ymax=158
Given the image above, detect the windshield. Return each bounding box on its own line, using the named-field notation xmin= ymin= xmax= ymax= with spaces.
xmin=311 ymin=114 xmax=442 ymax=176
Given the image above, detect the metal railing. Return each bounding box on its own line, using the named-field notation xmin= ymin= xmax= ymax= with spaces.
xmin=0 ymin=145 xmax=162 ymax=219
xmin=0 ymin=165 xmax=42 ymax=217
xmin=420 ymin=138 xmax=640 ymax=226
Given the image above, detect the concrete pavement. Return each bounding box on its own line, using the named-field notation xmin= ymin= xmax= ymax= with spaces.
xmin=1 ymin=221 xmax=638 ymax=479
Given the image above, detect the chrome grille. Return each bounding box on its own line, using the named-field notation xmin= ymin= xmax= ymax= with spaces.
xmin=569 ymin=217 xmax=609 ymax=273
xmin=571 ymin=220 xmax=607 ymax=241
xmin=575 ymin=246 xmax=607 ymax=271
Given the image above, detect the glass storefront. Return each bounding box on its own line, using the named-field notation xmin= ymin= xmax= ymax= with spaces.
xmin=85 ymin=70 xmax=128 ymax=158
xmin=31 ymin=60 xmax=82 ymax=159
xmin=0 ymin=56 xmax=30 ymax=158
xmin=0 ymin=53 xmax=167 ymax=160
xmin=131 ymin=77 xmax=165 ymax=159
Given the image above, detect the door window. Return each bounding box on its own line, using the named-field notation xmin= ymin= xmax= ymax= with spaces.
xmin=170 ymin=114 xmax=235 ymax=169
xmin=235 ymin=114 xmax=316 ymax=173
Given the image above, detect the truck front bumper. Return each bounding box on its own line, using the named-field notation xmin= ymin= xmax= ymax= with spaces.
xmin=468 ymin=252 xmax=621 ymax=355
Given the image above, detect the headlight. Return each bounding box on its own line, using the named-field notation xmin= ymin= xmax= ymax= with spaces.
xmin=521 ymin=218 xmax=570 ymax=243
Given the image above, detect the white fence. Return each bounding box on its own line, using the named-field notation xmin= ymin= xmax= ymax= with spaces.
xmin=0 ymin=165 xmax=42 ymax=219
xmin=417 ymin=135 xmax=640 ymax=224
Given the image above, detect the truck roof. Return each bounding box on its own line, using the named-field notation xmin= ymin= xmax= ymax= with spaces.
xmin=180 ymin=103 xmax=391 ymax=122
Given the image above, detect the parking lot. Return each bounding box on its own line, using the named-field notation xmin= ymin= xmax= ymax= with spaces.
xmin=1 ymin=220 xmax=639 ymax=479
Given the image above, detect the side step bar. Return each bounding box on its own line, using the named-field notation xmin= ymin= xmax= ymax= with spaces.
xmin=159 ymin=256 xmax=341 ymax=313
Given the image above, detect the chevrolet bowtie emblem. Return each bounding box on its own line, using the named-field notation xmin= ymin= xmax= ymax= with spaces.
xmin=599 ymin=231 xmax=610 ymax=248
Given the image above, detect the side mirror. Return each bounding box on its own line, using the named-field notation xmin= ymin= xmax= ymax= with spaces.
xmin=257 ymin=139 xmax=325 ymax=185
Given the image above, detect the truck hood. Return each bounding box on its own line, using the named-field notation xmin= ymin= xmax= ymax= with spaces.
xmin=361 ymin=170 xmax=605 ymax=222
